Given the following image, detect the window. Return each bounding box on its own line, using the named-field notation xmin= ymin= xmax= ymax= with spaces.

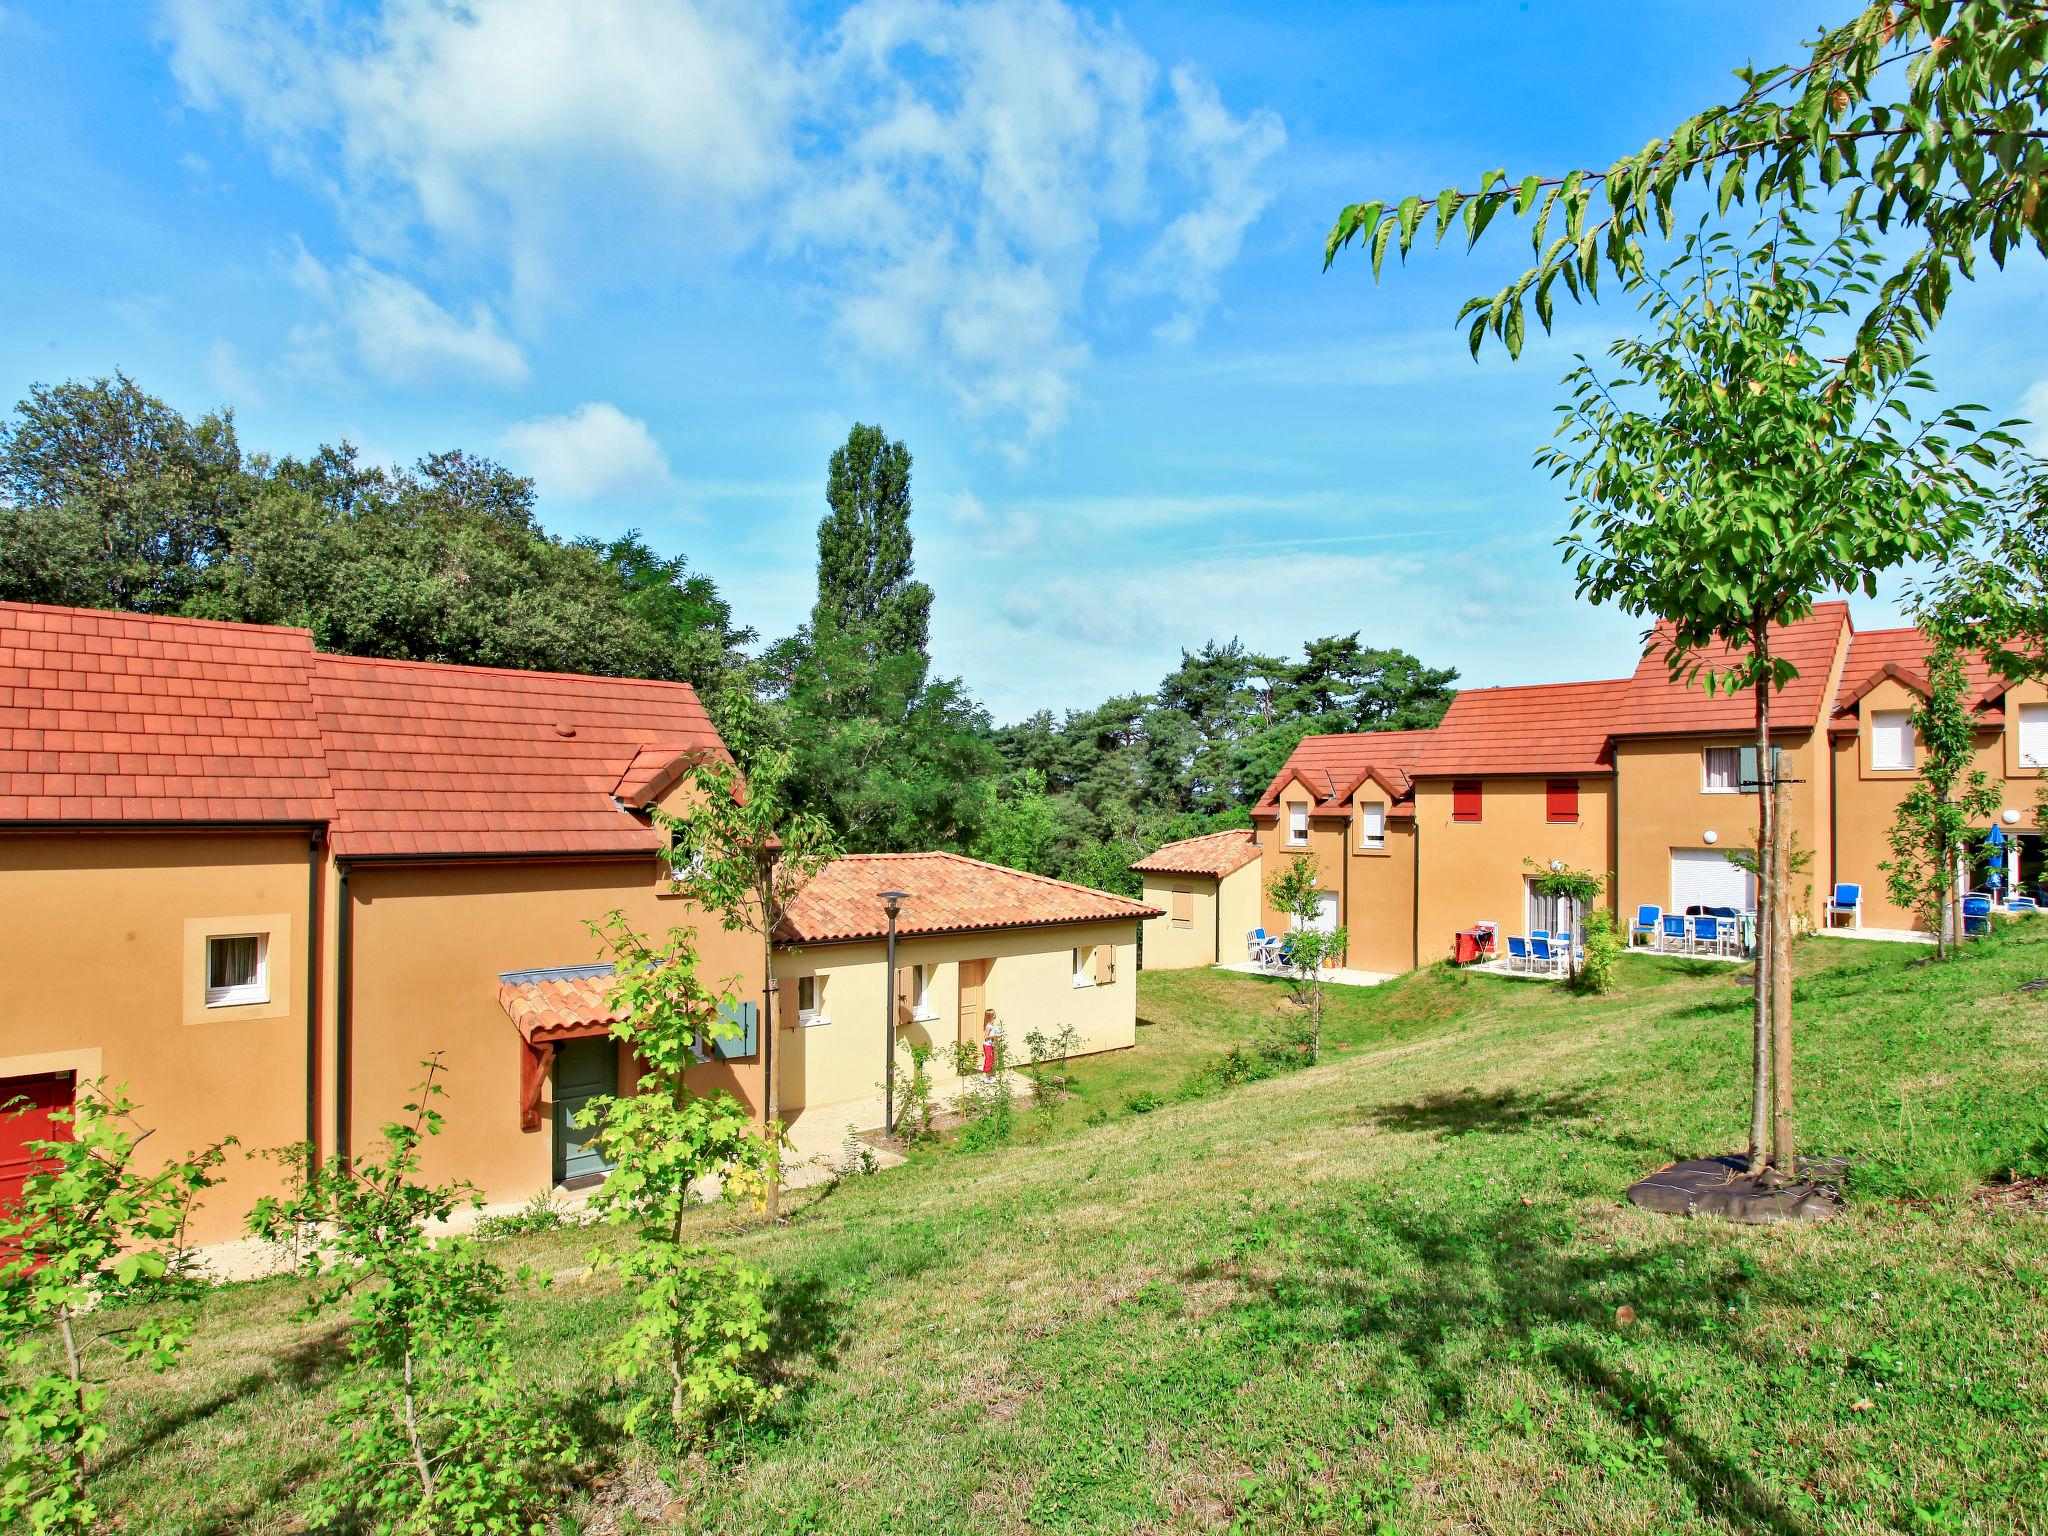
xmin=1545 ymin=779 xmax=1579 ymax=823
xmin=1094 ymin=943 xmax=1118 ymax=985
xmin=909 ymin=964 xmax=936 ymax=1020
xmin=1703 ymin=747 xmax=1742 ymax=793
xmin=796 ymin=975 xmax=827 ymax=1026
xmin=1871 ymin=709 xmax=1915 ymax=771
xmin=205 ymin=934 xmax=267 ymax=1007
xmin=2021 ymin=704 xmax=2048 ymax=769
xmin=1286 ymin=803 xmax=1308 ymax=846
xmin=1072 ymin=946 xmax=1094 ymax=988
xmin=1452 ymin=781 xmax=1482 ymax=822
xmin=1358 ymin=802 xmax=1386 ymax=849
xmin=1170 ymin=887 xmax=1194 ymax=928
xmin=1525 ymin=878 xmax=1579 ymax=942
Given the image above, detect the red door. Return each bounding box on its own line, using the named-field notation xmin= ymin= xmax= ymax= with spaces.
xmin=1 ymin=1071 xmax=75 ymax=1219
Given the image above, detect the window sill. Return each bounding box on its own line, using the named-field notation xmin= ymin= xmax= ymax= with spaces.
xmin=798 ymin=1013 xmax=830 ymax=1028
xmin=205 ymin=989 xmax=269 ymax=1009
xmin=1071 ymin=978 xmax=1095 ymax=990
xmin=911 ymin=1009 xmax=938 ymax=1023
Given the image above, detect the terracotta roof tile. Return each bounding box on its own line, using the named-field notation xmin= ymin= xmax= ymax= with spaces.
xmin=1252 ymin=730 xmax=1436 ymax=816
xmin=1130 ymin=828 xmax=1260 ymax=877
xmin=497 ymin=967 xmax=626 ymax=1042
xmin=1609 ymin=604 xmax=1850 ymax=738
xmin=778 ymin=852 xmax=1158 ymax=945
xmin=313 ymin=654 xmax=724 ymax=857
xmin=1408 ymin=678 xmax=1630 ymax=778
xmin=0 ymin=601 xmax=332 ymax=823
xmin=1827 ymin=627 xmax=2007 ymax=733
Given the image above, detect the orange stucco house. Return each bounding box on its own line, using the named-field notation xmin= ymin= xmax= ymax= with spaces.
xmin=1226 ymin=604 xmax=2041 ymax=973
xmin=1 ymin=600 xmax=1153 ymax=1251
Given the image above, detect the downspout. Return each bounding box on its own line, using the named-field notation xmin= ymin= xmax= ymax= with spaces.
xmin=336 ymin=858 xmax=354 ymax=1165
xmin=1410 ymin=818 xmax=1421 ymax=972
xmin=1609 ymin=760 xmax=1621 ymax=919
xmin=1828 ymin=730 xmax=1839 ymax=907
xmin=1212 ymin=873 xmax=1222 ymax=966
xmin=305 ymin=829 xmax=324 ymax=1176
xmin=1340 ymin=817 xmax=1351 ymax=968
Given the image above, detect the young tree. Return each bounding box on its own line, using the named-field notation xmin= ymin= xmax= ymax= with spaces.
xmin=1543 ymin=210 xmax=2004 ymax=1180
xmin=1 ymin=1084 xmax=230 ymax=1536
xmin=655 ymin=747 xmax=839 ymax=1222
xmin=579 ymin=915 xmax=783 ymax=1438
xmin=1523 ymin=859 xmax=1606 ymax=985
xmin=1265 ymin=855 xmax=1345 ymax=1064
xmin=1880 ymin=633 xmax=2003 ymax=955
xmin=248 ymin=1059 xmax=575 ymax=1534
xmin=1324 ymin=1 xmax=2048 ymax=381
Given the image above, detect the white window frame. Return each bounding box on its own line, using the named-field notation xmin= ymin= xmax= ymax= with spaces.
xmin=909 ymin=963 xmax=937 ymax=1020
xmin=2021 ymin=703 xmax=2048 ymax=769
xmin=1071 ymin=946 xmax=1095 ymax=988
xmin=1286 ymin=803 xmax=1308 ymax=846
xmin=1702 ymin=747 xmax=1742 ymax=794
xmin=1870 ymin=709 xmax=1916 ymax=771
xmin=1358 ymin=801 xmax=1386 ymax=850
xmin=796 ymin=974 xmax=827 ymax=1027
xmin=205 ymin=933 xmax=269 ymax=1008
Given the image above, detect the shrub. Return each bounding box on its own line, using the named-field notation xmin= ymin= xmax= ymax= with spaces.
xmin=1572 ymin=909 xmax=1623 ymax=995
xmin=0 ymin=1083 xmax=229 ymax=1536
xmin=956 ymin=1033 xmax=1015 ymax=1150
xmin=1023 ymin=1024 xmax=1082 ymax=1114
xmin=893 ymin=1038 xmax=939 ymax=1144
xmin=471 ymin=1189 xmax=580 ymax=1241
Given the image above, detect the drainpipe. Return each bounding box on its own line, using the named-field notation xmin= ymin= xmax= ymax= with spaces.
xmin=305 ymin=830 xmax=324 ymax=1176
xmin=1828 ymin=732 xmax=1839 ymax=907
xmin=1410 ymin=818 xmax=1421 ymax=972
xmin=336 ymin=859 xmax=354 ymax=1165
xmin=1339 ymin=819 xmax=1351 ymax=969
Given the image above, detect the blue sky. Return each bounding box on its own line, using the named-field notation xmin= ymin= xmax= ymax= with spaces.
xmin=4 ymin=1 xmax=2045 ymax=722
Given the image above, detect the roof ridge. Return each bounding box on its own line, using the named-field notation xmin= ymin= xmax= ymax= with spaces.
xmin=313 ymin=650 xmax=706 ymax=694
xmin=0 ymin=599 xmax=317 ymax=642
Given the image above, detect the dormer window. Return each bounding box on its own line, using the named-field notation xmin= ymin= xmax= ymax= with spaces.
xmin=1358 ymin=802 xmax=1386 ymax=849
xmin=1871 ymin=709 xmax=1915 ymax=771
xmin=1287 ymin=804 xmax=1308 ymax=846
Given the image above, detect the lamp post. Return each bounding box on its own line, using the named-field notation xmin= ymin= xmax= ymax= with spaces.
xmin=879 ymin=890 xmax=909 ymax=1136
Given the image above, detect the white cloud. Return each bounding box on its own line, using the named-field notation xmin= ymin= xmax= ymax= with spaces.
xmin=162 ymin=0 xmax=1284 ymax=437
xmin=2020 ymin=379 xmax=2048 ymax=453
xmin=203 ymin=339 xmax=264 ymax=407
xmin=502 ymin=402 xmax=671 ymax=500
xmin=290 ymin=249 xmax=529 ymax=384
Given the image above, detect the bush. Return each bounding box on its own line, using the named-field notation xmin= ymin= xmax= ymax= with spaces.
xmin=472 ymin=1189 xmax=580 ymax=1241
xmin=1572 ymin=909 xmax=1623 ymax=995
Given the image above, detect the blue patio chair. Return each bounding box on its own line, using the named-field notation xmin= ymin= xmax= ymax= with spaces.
xmin=1962 ymin=896 xmax=1993 ymax=937
xmin=1660 ymin=914 xmax=1689 ymax=953
xmin=2007 ymin=895 xmax=2040 ymax=914
xmin=1694 ymin=914 xmax=1724 ymax=956
xmin=1530 ymin=934 xmax=1561 ymax=975
xmin=1246 ymin=929 xmax=1280 ymax=969
xmin=1824 ymin=883 xmax=1862 ymax=929
xmin=1631 ymin=905 xmax=1661 ymax=948
xmin=1506 ymin=935 xmax=1531 ymax=972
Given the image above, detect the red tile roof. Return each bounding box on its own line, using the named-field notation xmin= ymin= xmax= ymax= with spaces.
xmin=0 ymin=601 xmax=334 ymax=823
xmin=1253 ymin=730 xmax=1436 ymax=817
xmin=1828 ymin=628 xmax=2008 ymax=733
xmin=313 ymin=653 xmax=724 ymax=857
xmin=778 ymin=852 xmax=1159 ymax=945
xmin=497 ymin=968 xmax=626 ymax=1043
xmin=1407 ymin=678 xmax=1630 ymax=778
xmin=1130 ymin=828 xmax=1260 ymax=878
xmin=1609 ymin=603 xmax=1850 ymax=739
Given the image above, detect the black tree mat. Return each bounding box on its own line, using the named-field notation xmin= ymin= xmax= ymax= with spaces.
xmin=1627 ymin=1153 xmax=1842 ymax=1224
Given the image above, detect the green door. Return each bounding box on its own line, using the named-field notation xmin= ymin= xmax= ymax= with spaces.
xmin=552 ymin=1038 xmax=618 ymax=1185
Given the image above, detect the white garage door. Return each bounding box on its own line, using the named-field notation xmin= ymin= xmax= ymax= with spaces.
xmin=1670 ymin=849 xmax=1755 ymax=912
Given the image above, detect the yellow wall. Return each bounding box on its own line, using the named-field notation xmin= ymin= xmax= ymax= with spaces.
xmin=1413 ymin=776 xmax=1614 ymax=964
xmin=1828 ymin=672 xmax=2034 ymax=929
xmin=1141 ymin=872 xmax=1220 ymax=969
xmin=1257 ymin=792 xmax=1345 ymax=935
xmin=771 ymin=920 xmax=1138 ymax=1117
xmin=1344 ymin=810 xmax=1417 ymax=976
xmin=0 ymin=831 xmax=317 ymax=1246
xmin=343 ymin=857 xmax=763 ymax=1206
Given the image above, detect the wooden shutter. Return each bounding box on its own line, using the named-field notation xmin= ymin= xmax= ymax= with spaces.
xmin=893 ymin=966 xmax=913 ymax=1026
xmin=1453 ymin=781 xmax=1482 ymax=822
xmin=1094 ymin=943 xmax=1117 ymax=984
xmin=777 ymin=977 xmax=800 ymax=1030
xmin=1545 ymin=779 xmax=1579 ymax=822
xmin=958 ymin=958 xmax=990 ymax=1046
xmin=1170 ymin=887 xmax=1194 ymax=928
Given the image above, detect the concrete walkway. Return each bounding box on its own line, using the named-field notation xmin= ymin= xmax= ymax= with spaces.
xmin=1214 ymin=961 xmax=1394 ymax=987
xmin=1810 ymin=926 xmax=1935 ymax=946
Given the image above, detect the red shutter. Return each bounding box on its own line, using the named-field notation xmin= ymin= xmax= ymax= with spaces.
xmin=1546 ymin=778 xmax=1579 ymax=822
xmin=1452 ymin=781 xmax=1482 ymax=822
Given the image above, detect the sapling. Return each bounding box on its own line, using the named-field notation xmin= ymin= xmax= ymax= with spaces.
xmin=248 ymin=1056 xmax=575 ymax=1535
xmin=578 ymin=914 xmax=783 ymax=1439
xmin=0 ymin=1082 xmax=229 ymax=1536
xmin=1266 ymin=854 xmax=1345 ymax=1063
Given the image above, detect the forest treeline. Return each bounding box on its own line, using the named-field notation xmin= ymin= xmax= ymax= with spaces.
xmin=0 ymin=375 xmax=1457 ymax=892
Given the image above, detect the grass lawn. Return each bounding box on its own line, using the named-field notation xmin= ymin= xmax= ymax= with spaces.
xmin=55 ymin=923 xmax=2048 ymax=1533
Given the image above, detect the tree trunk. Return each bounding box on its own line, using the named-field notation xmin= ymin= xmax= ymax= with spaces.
xmin=760 ymin=884 xmax=781 ymax=1225
xmin=1748 ymin=646 xmax=1774 ymax=1177
xmin=1769 ymin=771 xmax=1796 ymax=1178
xmin=402 ymin=1347 xmax=435 ymax=1505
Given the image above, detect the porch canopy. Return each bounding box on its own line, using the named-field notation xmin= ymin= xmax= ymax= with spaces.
xmin=498 ymin=965 xmax=626 ymax=1130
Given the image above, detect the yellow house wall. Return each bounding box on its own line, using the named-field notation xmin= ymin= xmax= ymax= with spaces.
xmin=2003 ymin=677 xmax=2048 ymax=781
xmin=1344 ymin=811 xmax=1418 ymax=975
xmin=343 ymin=856 xmax=763 ymax=1207
xmin=1217 ymin=860 xmax=1262 ymax=966
xmin=1140 ymin=872 xmax=1220 ymax=969
xmin=0 ymin=830 xmax=317 ymax=1246
xmin=1413 ymin=777 xmax=1615 ymax=964
xmin=772 ymin=920 xmax=1138 ymax=1117
xmin=1613 ymin=732 xmax=1825 ymax=927
xmin=1829 ymin=672 xmax=2027 ymax=930
xmin=1258 ymin=791 xmax=1345 ymax=937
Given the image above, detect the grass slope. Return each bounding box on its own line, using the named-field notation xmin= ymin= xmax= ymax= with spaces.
xmin=67 ymin=927 xmax=2048 ymax=1534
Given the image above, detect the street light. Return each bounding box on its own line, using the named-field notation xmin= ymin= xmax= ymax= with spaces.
xmin=879 ymin=890 xmax=909 ymax=1136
